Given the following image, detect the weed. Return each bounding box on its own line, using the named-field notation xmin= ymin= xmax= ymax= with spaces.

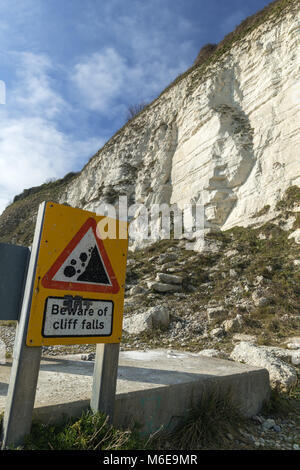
xmin=276 ymin=186 xmax=300 ymax=211
xmin=194 ymin=44 xmax=217 ymax=66
xmin=0 ymin=321 xmax=17 ymax=327
xmin=23 ymin=410 xmax=147 ymax=451
xmin=262 ymin=377 xmax=300 ymax=418
xmin=156 ymin=387 xmax=245 ymax=450
xmin=125 ymin=102 xmax=148 ymax=122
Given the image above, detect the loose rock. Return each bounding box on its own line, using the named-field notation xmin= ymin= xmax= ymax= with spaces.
xmin=123 ymin=305 xmax=170 ymax=335
xmin=210 ymin=327 xmax=225 ymax=338
xmin=252 ymin=290 xmax=271 ymax=308
xmin=147 ymin=281 xmax=180 ymax=293
xmin=129 ymin=285 xmax=147 ymax=296
xmin=230 ymin=342 xmax=297 ymax=391
xmin=198 ymin=349 xmax=220 ymax=358
xmin=206 ymin=306 xmax=226 ymax=321
xmin=223 ymin=314 xmax=243 ymax=333
xmin=155 ymin=273 xmax=183 ymax=285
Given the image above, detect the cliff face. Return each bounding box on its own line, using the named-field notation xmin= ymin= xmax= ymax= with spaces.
xmin=0 ymin=0 xmax=299 ymax=248
xmin=59 ymin=1 xmax=299 ymax=244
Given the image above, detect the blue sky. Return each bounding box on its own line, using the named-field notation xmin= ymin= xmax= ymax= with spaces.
xmin=0 ymin=0 xmax=273 ymax=214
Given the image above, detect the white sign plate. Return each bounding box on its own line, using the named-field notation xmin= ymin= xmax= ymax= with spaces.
xmin=42 ymin=296 xmax=114 ymax=338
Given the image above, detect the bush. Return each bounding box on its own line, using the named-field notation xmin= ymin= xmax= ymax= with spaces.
xmin=216 ymin=0 xmax=289 ymax=52
xmin=125 ymin=102 xmax=147 ymax=122
xmin=194 ymin=44 xmax=217 ymax=66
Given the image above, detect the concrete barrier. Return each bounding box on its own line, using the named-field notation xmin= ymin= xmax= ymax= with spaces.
xmin=0 ymin=349 xmax=270 ymax=437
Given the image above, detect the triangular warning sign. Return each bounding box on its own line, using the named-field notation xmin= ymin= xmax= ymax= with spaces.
xmin=42 ymin=218 xmax=120 ymax=293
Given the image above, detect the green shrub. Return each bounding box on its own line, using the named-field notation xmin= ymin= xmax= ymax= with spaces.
xmin=276 ymin=186 xmax=300 ymax=211
xmin=23 ymin=410 xmax=146 ymax=451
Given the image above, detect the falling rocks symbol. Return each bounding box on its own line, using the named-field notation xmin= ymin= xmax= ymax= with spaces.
xmin=73 ymin=246 xmax=110 ymax=284
xmin=41 ymin=218 xmax=120 ymax=293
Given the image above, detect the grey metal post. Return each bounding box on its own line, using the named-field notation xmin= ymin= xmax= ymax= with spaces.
xmin=1 ymin=202 xmax=46 ymax=449
xmin=90 ymin=343 xmax=120 ymax=422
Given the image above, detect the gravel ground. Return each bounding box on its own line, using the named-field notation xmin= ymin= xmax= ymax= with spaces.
xmin=228 ymin=416 xmax=300 ymax=450
xmin=0 ymin=324 xmax=96 ymax=358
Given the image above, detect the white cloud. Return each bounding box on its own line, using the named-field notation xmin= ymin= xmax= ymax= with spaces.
xmin=0 ymin=117 xmax=70 ymax=192
xmin=72 ymin=2 xmax=194 ymax=114
xmin=11 ymin=52 xmax=68 ymax=118
xmin=0 ymin=1 xmax=197 ymax=214
xmin=0 ymin=52 xmax=102 ymax=214
xmin=73 ymin=48 xmax=128 ymax=112
xmin=0 ymin=0 xmax=40 ymax=49
xmin=0 ymin=113 xmax=102 ymax=214
xmin=72 ymin=44 xmax=190 ymax=114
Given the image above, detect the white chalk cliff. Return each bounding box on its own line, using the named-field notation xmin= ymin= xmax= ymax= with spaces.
xmin=60 ymin=3 xmax=300 ymax=247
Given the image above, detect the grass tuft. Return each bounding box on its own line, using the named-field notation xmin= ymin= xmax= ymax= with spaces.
xmin=157 ymin=388 xmax=245 ymax=450
xmin=22 ymin=410 xmax=147 ymax=451
xmin=262 ymin=376 xmax=300 ymax=417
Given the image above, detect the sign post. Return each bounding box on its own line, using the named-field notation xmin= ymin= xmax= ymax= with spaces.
xmin=2 ymin=203 xmax=46 ymax=449
xmin=91 ymin=343 xmax=120 ymax=421
xmin=2 ymin=201 xmax=128 ymax=448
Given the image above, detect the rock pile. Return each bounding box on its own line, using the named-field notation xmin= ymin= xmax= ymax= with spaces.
xmin=147 ymin=272 xmax=184 ymax=293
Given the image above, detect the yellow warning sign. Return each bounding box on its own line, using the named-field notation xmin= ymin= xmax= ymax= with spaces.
xmin=26 ymin=202 xmax=128 ymax=346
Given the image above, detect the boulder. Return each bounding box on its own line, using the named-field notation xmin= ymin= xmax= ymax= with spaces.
xmin=157 ymin=253 xmax=177 ymax=264
xmin=147 ymin=281 xmax=180 ymax=293
xmin=252 ymin=289 xmax=272 ymax=308
xmin=210 ymin=327 xmax=225 ymax=338
xmin=129 ymin=285 xmax=146 ymax=296
xmin=288 ymin=229 xmax=300 ymax=244
xmin=223 ymin=314 xmax=243 ymax=333
xmin=123 ymin=305 xmax=170 ymax=335
xmin=126 ymin=259 xmax=135 ymax=267
xmin=230 ymin=342 xmax=297 ymax=391
xmin=224 ymin=249 xmax=239 ymax=258
xmin=160 ymin=262 xmax=177 ymax=271
xmin=198 ymin=349 xmax=220 ymax=358
xmin=232 ymin=333 xmax=256 ymax=343
xmin=229 ymin=269 xmax=238 ymax=278
xmin=262 ymin=418 xmax=276 ymax=431
xmin=81 ymin=352 xmax=96 ymax=361
xmin=192 ymin=237 xmax=223 ymax=254
xmin=156 ymin=273 xmax=183 ymax=285
xmin=206 ymin=306 xmax=226 ymax=321
xmin=291 ymin=352 xmax=300 ymax=366
xmin=250 ymin=345 xmax=300 ymax=366
xmin=261 ymin=346 xmax=298 ymax=363
xmin=286 ymin=337 xmax=300 ymax=349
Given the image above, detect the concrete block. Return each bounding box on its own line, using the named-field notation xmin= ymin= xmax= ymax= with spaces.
xmin=0 ymin=349 xmax=270 ymax=438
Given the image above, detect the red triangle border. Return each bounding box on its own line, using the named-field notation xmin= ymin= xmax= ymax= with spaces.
xmin=41 ymin=218 xmax=120 ymax=294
